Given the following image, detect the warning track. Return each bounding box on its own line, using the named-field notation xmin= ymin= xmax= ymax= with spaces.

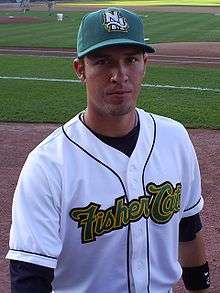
xmin=1 ymin=42 xmax=220 ymax=68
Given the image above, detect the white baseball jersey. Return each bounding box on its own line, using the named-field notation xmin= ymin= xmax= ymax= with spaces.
xmin=6 ymin=108 xmax=203 ymax=293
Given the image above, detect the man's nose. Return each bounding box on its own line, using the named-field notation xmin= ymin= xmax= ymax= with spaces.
xmin=110 ymin=63 xmax=128 ymax=83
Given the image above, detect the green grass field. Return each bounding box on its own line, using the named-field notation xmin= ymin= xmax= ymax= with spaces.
xmin=0 ymin=11 xmax=219 ymax=47
xmin=0 ymin=5 xmax=219 ymax=128
xmin=0 ymin=55 xmax=219 ymax=128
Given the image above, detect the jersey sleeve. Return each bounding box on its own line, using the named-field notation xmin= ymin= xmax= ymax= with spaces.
xmin=181 ymin=131 xmax=204 ymax=218
xmin=6 ymin=150 xmax=62 ymax=269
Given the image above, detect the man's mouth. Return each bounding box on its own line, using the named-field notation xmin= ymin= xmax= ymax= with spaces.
xmin=107 ymin=90 xmax=132 ymax=95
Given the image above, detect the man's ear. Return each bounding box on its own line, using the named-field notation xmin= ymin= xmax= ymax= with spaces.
xmin=73 ymin=58 xmax=86 ymax=82
xmin=143 ymin=53 xmax=148 ymax=66
xmin=143 ymin=53 xmax=148 ymax=75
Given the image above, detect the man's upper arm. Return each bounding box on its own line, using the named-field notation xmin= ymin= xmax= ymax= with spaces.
xmin=10 ymin=260 xmax=54 ymax=293
xmin=6 ymin=150 xmax=62 ymax=269
xmin=179 ymin=213 xmax=202 ymax=242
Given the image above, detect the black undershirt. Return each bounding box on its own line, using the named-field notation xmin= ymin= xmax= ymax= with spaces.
xmin=10 ymin=114 xmax=202 ymax=292
xmin=79 ymin=112 xmax=140 ymax=157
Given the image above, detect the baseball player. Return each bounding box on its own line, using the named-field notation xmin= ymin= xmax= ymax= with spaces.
xmin=19 ymin=0 xmax=30 ymax=13
xmin=7 ymin=7 xmax=210 ymax=293
xmin=46 ymin=0 xmax=55 ymax=16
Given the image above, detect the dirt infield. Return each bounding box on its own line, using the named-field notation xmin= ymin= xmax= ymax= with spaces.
xmin=0 ymin=15 xmax=46 ymax=24
xmin=0 ymin=42 xmax=220 ymax=67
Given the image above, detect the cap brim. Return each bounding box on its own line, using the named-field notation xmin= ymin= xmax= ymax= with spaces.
xmin=78 ymin=38 xmax=155 ymax=58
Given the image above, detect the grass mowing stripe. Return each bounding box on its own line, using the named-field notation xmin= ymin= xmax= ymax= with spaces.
xmin=151 ymin=13 xmax=220 ymax=43
xmin=148 ymin=13 xmax=220 ymax=43
xmin=0 ymin=76 xmax=219 ymax=93
xmin=0 ymin=78 xmax=219 ymax=127
xmin=0 ymin=11 xmax=84 ymax=47
xmin=0 ymin=11 xmax=219 ymax=47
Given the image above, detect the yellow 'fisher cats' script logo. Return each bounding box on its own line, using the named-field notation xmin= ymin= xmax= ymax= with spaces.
xmin=103 ymin=10 xmax=128 ymax=32
xmin=70 ymin=181 xmax=181 ymax=243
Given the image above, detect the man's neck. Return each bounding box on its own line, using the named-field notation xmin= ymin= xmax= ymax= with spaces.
xmin=83 ymin=110 xmax=137 ymax=137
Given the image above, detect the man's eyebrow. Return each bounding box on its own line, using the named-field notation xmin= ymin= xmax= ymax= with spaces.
xmin=87 ymin=53 xmax=110 ymax=59
xmin=124 ymin=51 xmax=143 ymax=56
xmin=87 ymin=50 xmax=143 ymax=59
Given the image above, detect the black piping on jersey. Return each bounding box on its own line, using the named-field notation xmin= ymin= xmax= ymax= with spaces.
xmin=9 ymin=248 xmax=57 ymax=260
xmin=62 ymin=125 xmax=131 ymax=293
xmin=141 ymin=114 xmax=157 ymax=293
xmin=184 ymin=197 xmax=202 ymax=212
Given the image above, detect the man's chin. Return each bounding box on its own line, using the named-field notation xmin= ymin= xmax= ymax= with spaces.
xmin=104 ymin=104 xmax=134 ymax=117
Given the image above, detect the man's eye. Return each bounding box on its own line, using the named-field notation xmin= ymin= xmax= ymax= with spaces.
xmin=95 ymin=59 xmax=109 ymax=65
xmin=128 ymin=57 xmax=138 ymax=64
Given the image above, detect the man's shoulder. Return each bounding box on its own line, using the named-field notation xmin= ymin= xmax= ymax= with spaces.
xmin=138 ymin=108 xmax=185 ymax=130
xmin=31 ymin=113 xmax=82 ymax=155
xmin=137 ymin=108 xmax=189 ymax=141
xmin=153 ymin=113 xmax=185 ymax=131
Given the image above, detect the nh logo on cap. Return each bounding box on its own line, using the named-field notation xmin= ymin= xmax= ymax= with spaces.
xmin=103 ymin=10 xmax=128 ymax=32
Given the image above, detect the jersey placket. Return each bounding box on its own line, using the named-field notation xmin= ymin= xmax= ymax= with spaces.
xmin=126 ymin=161 xmax=149 ymax=293
xmin=125 ymin=111 xmax=156 ymax=293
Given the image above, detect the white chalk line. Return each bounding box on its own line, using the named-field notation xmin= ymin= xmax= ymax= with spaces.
xmin=150 ymin=59 xmax=220 ymax=65
xmin=0 ymin=48 xmax=76 ymax=54
xmin=0 ymin=53 xmax=72 ymax=59
xmin=142 ymin=83 xmax=220 ymax=93
xmin=152 ymin=54 xmax=220 ymax=60
xmin=0 ymin=76 xmax=81 ymax=83
xmin=0 ymin=75 xmax=220 ymax=93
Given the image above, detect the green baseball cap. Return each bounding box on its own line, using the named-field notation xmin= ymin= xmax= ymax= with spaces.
xmin=77 ymin=7 xmax=155 ymax=58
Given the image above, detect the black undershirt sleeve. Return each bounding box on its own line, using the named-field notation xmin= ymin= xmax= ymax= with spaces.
xmin=179 ymin=213 xmax=202 ymax=242
xmin=10 ymin=260 xmax=54 ymax=293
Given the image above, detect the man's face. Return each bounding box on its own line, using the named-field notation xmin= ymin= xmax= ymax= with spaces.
xmin=74 ymin=45 xmax=148 ymax=118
